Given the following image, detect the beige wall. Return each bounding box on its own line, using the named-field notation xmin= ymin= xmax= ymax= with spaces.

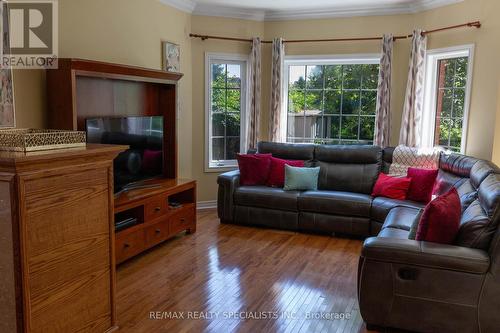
xmin=11 ymin=0 xmax=500 ymax=202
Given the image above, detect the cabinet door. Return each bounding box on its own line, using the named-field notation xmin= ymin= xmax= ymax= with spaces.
xmin=19 ymin=164 xmax=114 ymax=333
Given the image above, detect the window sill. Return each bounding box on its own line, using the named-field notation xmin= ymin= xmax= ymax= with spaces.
xmin=205 ymin=164 xmax=238 ymax=173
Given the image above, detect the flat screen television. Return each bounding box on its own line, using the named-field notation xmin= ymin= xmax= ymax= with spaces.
xmin=86 ymin=116 xmax=164 ymax=193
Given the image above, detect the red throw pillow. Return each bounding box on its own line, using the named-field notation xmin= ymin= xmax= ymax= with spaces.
xmin=406 ymin=168 xmax=439 ymax=203
xmin=372 ymin=173 xmax=412 ymax=200
xmin=266 ymin=157 xmax=305 ymax=188
xmin=237 ymin=154 xmax=272 ymax=186
xmin=416 ymin=188 xmax=461 ymax=244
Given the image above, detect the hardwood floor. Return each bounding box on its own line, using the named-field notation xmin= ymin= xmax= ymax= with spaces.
xmin=116 ymin=209 xmax=375 ymax=333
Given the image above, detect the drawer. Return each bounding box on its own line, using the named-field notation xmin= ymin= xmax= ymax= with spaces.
xmin=145 ymin=219 xmax=170 ymax=247
xmin=116 ymin=230 xmax=145 ymax=263
xmin=170 ymin=208 xmax=195 ymax=235
xmin=145 ymin=195 xmax=167 ymax=221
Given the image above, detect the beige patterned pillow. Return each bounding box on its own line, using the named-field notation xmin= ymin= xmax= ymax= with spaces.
xmin=389 ymin=145 xmax=442 ymax=177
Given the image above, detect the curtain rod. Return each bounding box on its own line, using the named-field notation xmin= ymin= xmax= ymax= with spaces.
xmin=189 ymin=21 xmax=481 ymax=44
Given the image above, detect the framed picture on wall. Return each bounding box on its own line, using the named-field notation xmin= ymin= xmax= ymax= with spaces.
xmin=162 ymin=41 xmax=180 ymax=73
xmin=0 ymin=3 xmax=15 ymax=128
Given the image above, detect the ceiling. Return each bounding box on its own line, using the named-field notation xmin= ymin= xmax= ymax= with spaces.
xmin=160 ymin=0 xmax=463 ymax=21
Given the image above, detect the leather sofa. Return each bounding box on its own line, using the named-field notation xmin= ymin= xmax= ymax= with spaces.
xmin=217 ymin=141 xmax=500 ymax=332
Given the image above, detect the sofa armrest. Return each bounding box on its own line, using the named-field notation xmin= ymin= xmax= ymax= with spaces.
xmin=217 ymin=170 xmax=240 ymax=222
xmin=362 ymin=237 xmax=490 ymax=274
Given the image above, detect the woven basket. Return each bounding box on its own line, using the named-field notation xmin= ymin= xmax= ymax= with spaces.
xmin=0 ymin=129 xmax=86 ymax=152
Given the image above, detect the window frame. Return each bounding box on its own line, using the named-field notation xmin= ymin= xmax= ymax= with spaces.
xmin=282 ymin=54 xmax=381 ymax=144
xmin=205 ymin=52 xmax=249 ymax=172
xmin=422 ymin=44 xmax=475 ymax=154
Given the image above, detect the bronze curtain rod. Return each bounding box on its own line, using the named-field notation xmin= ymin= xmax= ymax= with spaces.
xmin=189 ymin=21 xmax=481 ymax=44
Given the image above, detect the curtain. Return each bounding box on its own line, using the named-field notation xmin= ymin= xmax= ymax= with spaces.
xmin=270 ymin=38 xmax=285 ymax=142
xmin=374 ymin=34 xmax=393 ymax=148
xmin=246 ymin=37 xmax=262 ymax=151
xmin=399 ymin=29 xmax=427 ymax=147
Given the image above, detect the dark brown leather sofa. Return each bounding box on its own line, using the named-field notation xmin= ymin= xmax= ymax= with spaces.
xmin=217 ymin=141 xmax=500 ymax=333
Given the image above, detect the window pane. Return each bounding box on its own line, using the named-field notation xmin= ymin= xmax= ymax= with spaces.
xmin=449 ymin=119 xmax=463 ymax=150
xmin=360 ymin=90 xmax=377 ymax=115
xmin=361 ymin=64 xmax=379 ymax=89
xmin=437 ymin=89 xmax=453 ymax=118
xmin=437 ymin=118 xmax=451 ymax=146
xmin=288 ymin=90 xmax=305 ymax=113
xmin=360 ymin=116 xmax=375 ymax=141
xmin=455 ymin=57 xmax=468 ymax=88
xmin=226 ymin=89 xmax=241 ymax=111
xmin=442 ymin=59 xmax=455 ymax=88
xmin=212 ymin=113 xmax=225 ymax=136
xmin=226 ymin=112 xmax=240 ymax=136
xmin=212 ymin=64 xmax=226 ymax=88
xmin=342 ymin=91 xmax=360 ymax=115
xmin=226 ymin=137 xmax=240 ymax=160
xmin=343 ymin=65 xmax=361 ymax=89
xmin=227 ymin=64 xmax=241 ymax=88
xmin=325 ymin=65 xmax=342 ymax=89
xmin=287 ymin=114 xmax=299 ymax=138
xmin=324 ymin=90 xmax=341 ymax=114
xmin=305 ymin=91 xmax=322 ymax=111
xmin=289 ymin=65 xmax=306 ymax=89
xmin=212 ymin=138 xmax=224 ymax=161
xmin=306 ymin=65 xmax=323 ymax=89
xmin=341 ymin=116 xmax=359 ymax=140
xmin=453 ymin=88 xmax=465 ymax=118
xmin=325 ymin=115 xmax=340 ymax=139
xmin=212 ymin=88 xmax=226 ymax=112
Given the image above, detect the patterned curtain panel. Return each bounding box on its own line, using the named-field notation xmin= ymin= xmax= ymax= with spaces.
xmin=246 ymin=37 xmax=262 ymax=151
xmin=270 ymin=38 xmax=285 ymax=142
xmin=399 ymin=29 xmax=427 ymax=147
xmin=374 ymin=34 xmax=393 ymax=148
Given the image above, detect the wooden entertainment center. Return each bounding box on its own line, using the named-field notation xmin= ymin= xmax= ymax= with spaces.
xmin=46 ymin=58 xmax=196 ymax=264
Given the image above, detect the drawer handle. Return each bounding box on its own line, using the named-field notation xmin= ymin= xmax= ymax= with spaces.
xmin=154 ymin=207 xmax=161 ymax=212
xmin=180 ymin=218 xmax=186 ymax=223
xmin=155 ymin=229 xmax=161 ymax=234
xmin=124 ymin=243 xmax=130 ymax=249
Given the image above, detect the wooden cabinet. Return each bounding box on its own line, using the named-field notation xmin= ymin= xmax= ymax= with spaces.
xmin=114 ymin=179 xmax=196 ymax=264
xmin=0 ymin=144 xmax=126 ymax=333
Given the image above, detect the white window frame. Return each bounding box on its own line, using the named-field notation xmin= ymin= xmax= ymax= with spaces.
xmin=205 ymin=52 xmax=248 ymax=172
xmin=422 ymin=44 xmax=475 ymax=154
xmin=282 ymin=54 xmax=381 ymax=143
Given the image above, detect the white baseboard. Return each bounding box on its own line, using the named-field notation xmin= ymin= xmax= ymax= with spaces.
xmin=197 ymin=200 xmax=217 ymax=210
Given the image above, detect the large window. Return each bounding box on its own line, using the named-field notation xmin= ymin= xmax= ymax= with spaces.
xmin=284 ymin=56 xmax=380 ymax=144
xmin=205 ymin=53 xmax=247 ymax=170
xmin=422 ymin=46 xmax=474 ymax=153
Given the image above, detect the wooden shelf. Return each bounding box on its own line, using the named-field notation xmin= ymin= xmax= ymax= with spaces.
xmin=114 ymin=178 xmax=197 ymax=264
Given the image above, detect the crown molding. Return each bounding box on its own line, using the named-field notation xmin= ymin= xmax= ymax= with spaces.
xmin=193 ymin=4 xmax=266 ymax=21
xmin=159 ymin=0 xmax=464 ymax=21
xmin=158 ymin=0 xmax=196 ymax=13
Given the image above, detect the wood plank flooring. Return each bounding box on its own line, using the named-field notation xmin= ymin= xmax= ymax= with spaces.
xmin=116 ymin=209 xmax=375 ymax=333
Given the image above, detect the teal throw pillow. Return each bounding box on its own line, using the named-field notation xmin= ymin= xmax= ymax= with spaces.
xmin=283 ymin=165 xmax=320 ymax=191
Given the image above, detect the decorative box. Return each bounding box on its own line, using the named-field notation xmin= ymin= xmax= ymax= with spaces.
xmin=0 ymin=129 xmax=86 ymax=152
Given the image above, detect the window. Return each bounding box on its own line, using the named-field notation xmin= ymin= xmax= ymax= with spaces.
xmin=205 ymin=53 xmax=247 ymax=171
xmin=422 ymin=45 xmax=474 ymax=153
xmin=283 ymin=56 xmax=380 ymax=144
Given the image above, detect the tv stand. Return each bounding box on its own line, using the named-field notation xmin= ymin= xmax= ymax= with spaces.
xmin=114 ymin=178 xmax=196 ymax=264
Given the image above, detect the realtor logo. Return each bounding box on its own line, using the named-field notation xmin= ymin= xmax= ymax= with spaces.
xmin=1 ymin=0 xmax=58 ymax=68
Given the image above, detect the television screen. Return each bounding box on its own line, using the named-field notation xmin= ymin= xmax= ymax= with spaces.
xmin=86 ymin=116 xmax=164 ymax=193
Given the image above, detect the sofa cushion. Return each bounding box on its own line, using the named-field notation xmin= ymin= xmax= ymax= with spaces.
xmin=370 ymin=197 xmax=425 ymax=223
xmin=234 ymin=186 xmax=300 ymax=212
xmin=257 ymin=141 xmax=315 ymax=160
xmin=315 ymin=145 xmax=382 ymax=194
xmin=298 ymin=190 xmax=372 ymax=217
xmin=382 ymin=207 xmax=422 ymax=232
